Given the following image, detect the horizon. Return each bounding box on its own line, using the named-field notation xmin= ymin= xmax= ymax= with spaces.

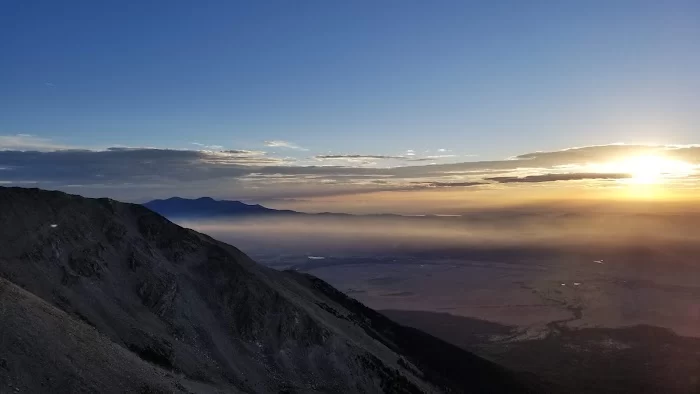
xmin=2 ymin=1 xmax=700 ymax=212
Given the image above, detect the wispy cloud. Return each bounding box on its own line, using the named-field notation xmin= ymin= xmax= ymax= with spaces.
xmin=0 ymin=134 xmax=73 ymax=151
xmin=316 ymin=154 xmax=405 ymax=160
xmin=264 ymin=140 xmax=307 ymax=150
xmin=201 ymin=149 xmax=292 ymax=166
xmin=191 ymin=142 xmax=224 ymax=150
xmin=406 ymin=155 xmax=457 ymax=162
xmin=221 ymin=149 xmax=266 ymax=155
xmin=44 ymin=82 xmax=55 ymax=88
xmin=485 ymin=173 xmax=632 ymax=184
xmin=412 ymin=181 xmax=485 ymax=188
xmin=314 ymin=154 xmax=456 ymax=163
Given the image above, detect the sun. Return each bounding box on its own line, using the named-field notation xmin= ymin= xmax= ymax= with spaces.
xmin=623 ymin=156 xmax=666 ymax=184
xmin=614 ymin=155 xmax=694 ymax=184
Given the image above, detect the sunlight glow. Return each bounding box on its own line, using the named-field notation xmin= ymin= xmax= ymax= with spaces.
xmin=608 ymin=155 xmax=695 ymax=185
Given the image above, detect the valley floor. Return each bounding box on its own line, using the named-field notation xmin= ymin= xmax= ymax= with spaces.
xmin=250 ymin=252 xmax=700 ymax=394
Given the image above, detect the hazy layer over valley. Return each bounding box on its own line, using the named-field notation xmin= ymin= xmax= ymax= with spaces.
xmin=177 ymin=205 xmax=700 ymax=338
xmin=170 ymin=203 xmax=700 ymax=393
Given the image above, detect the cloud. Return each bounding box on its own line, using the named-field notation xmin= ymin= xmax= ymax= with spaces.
xmin=0 ymin=145 xmax=463 ymax=200
xmin=0 ymin=147 xmax=293 ymax=184
xmin=45 ymin=82 xmax=55 ymax=87
xmin=314 ymin=154 xmax=456 ymax=163
xmin=0 ymin=142 xmax=698 ymax=201
xmin=192 ymin=142 xmax=224 ymax=150
xmin=486 ymin=173 xmax=632 ymax=184
xmin=0 ymin=134 xmax=73 ymax=151
xmin=513 ymin=144 xmax=700 ymax=165
xmin=406 ymin=155 xmax=456 ymax=162
xmin=264 ymin=140 xmax=307 ymax=150
xmin=316 ymin=154 xmax=405 ymax=160
xmin=413 ymin=181 xmax=485 ymax=188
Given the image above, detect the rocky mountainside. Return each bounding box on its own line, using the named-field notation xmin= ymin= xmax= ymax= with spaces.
xmin=0 ymin=187 xmax=547 ymax=393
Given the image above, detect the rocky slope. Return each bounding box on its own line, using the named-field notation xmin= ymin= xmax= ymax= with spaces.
xmin=0 ymin=187 xmax=546 ymax=393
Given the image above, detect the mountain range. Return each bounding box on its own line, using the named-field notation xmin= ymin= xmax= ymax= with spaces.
xmin=143 ymin=197 xmax=300 ymax=219
xmin=142 ymin=197 xmax=415 ymax=219
xmin=0 ymin=187 xmax=547 ymax=393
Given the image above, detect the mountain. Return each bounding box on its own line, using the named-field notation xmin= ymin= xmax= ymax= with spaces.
xmin=142 ymin=197 xmax=394 ymax=219
xmin=0 ymin=186 xmax=547 ymax=393
xmin=143 ymin=197 xmax=299 ymax=219
xmin=142 ymin=197 xmax=466 ymax=221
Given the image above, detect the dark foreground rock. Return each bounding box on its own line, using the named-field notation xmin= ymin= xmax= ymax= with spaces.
xmin=0 ymin=186 xmax=548 ymax=393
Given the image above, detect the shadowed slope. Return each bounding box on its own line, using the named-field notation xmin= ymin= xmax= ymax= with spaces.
xmin=0 ymin=186 xmax=546 ymax=393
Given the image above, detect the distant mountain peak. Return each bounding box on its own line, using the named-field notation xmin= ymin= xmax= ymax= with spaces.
xmin=143 ymin=196 xmax=285 ymax=218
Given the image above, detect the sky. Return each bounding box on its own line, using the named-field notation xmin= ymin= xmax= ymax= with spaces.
xmin=1 ymin=1 xmax=700 ymax=212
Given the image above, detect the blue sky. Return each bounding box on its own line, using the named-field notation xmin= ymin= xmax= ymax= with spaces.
xmin=1 ymin=1 xmax=700 ymax=207
xmin=3 ymin=0 xmax=699 ymax=158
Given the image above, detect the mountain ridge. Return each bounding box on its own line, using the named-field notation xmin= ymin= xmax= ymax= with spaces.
xmin=143 ymin=196 xmax=299 ymax=218
xmin=142 ymin=196 xmax=438 ymax=219
xmin=0 ymin=186 xmax=547 ymax=393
